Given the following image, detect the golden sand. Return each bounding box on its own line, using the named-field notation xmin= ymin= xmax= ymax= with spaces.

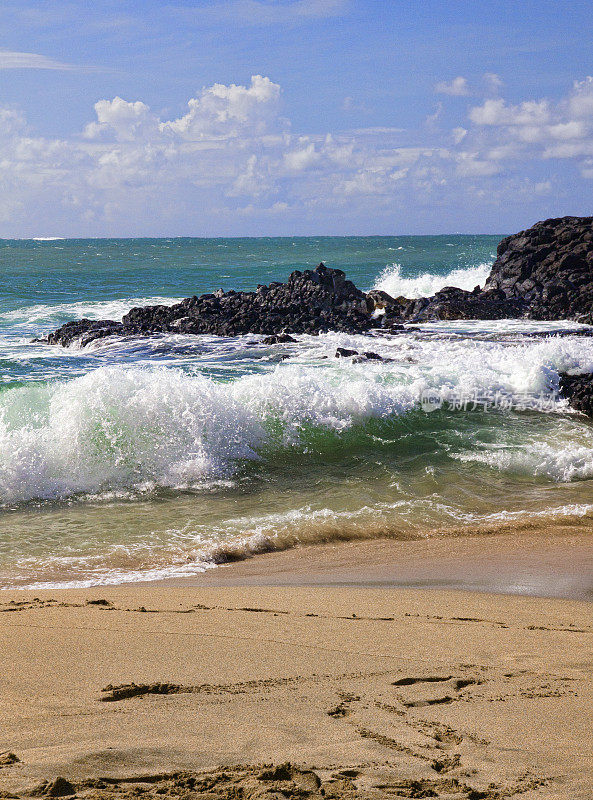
xmin=0 ymin=532 xmax=592 ymax=799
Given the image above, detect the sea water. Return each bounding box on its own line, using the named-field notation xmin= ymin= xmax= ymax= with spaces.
xmin=1 ymin=235 xmax=592 ymax=589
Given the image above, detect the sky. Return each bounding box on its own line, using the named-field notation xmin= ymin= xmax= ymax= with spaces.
xmin=1 ymin=0 xmax=593 ymax=237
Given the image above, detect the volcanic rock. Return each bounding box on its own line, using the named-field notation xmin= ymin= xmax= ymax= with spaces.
xmin=484 ymin=216 xmax=593 ymax=322
xmin=43 ymin=217 xmax=593 ymax=349
xmin=262 ymin=334 xmax=298 ymax=344
xmin=392 ymin=216 xmax=593 ymax=324
xmin=46 ymin=263 xmax=377 ymax=347
xmin=558 ymin=372 xmax=593 ymax=417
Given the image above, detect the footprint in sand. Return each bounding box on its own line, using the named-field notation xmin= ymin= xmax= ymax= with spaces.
xmin=392 ymin=675 xmax=481 ymax=707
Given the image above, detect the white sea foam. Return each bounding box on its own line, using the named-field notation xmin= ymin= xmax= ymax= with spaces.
xmin=0 ymin=367 xmax=264 ymax=503
xmin=414 ymin=319 xmax=591 ymax=336
xmin=0 ymin=363 xmax=417 ymax=504
xmin=1 ymin=296 xmax=182 ymax=326
xmin=2 ymin=323 xmax=593 ymax=505
xmin=454 ymin=439 xmax=593 ymax=482
xmin=7 ymin=497 xmax=593 ymax=590
xmin=373 ymin=262 xmax=492 ymax=298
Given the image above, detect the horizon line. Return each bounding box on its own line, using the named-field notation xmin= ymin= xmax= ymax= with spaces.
xmin=1 ymin=232 xmax=507 ymax=241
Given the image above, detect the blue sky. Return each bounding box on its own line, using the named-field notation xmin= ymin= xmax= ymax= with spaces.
xmin=1 ymin=0 xmax=593 ymax=236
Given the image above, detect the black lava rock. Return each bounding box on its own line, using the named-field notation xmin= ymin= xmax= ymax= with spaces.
xmin=45 ymin=263 xmax=376 ymax=347
xmin=484 ymin=216 xmax=593 ymax=323
xmin=390 ymin=216 xmax=593 ymax=324
xmin=558 ymin=372 xmax=593 ymax=417
xmin=41 ymin=218 xmax=593 ymax=347
xmin=262 ymin=333 xmax=298 ymax=344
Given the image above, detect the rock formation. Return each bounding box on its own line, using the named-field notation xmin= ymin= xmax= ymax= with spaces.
xmin=44 ymin=215 xmax=593 ymax=339
xmin=391 ymin=216 xmax=593 ymax=323
xmin=558 ymin=372 xmax=593 ymax=417
xmin=484 ymin=216 xmax=593 ymax=322
xmin=46 ymin=263 xmax=380 ymax=347
xmin=42 ymin=216 xmax=593 ymax=416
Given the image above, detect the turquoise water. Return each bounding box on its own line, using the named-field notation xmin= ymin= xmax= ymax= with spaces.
xmin=1 ymin=235 xmax=593 ymax=589
xmin=0 ymin=235 xmax=495 ymax=384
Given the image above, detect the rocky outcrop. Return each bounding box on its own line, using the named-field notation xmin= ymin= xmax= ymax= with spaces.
xmin=46 ymin=264 xmax=384 ymax=347
xmin=392 ymin=216 xmax=593 ymax=324
xmin=46 ymin=320 xmax=125 ymax=348
xmin=484 ymin=216 xmax=593 ymax=322
xmin=44 ymin=217 xmax=593 ymax=349
xmin=393 ymin=286 xmax=527 ymax=322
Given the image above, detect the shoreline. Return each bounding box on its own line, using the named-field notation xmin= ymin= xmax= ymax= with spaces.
xmin=1 ymin=527 xmax=592 ymax=798
xmin=183 ymin=527 xmax=593 ymax=600
xmin=2 ymin=524 xmax=592 ymax=600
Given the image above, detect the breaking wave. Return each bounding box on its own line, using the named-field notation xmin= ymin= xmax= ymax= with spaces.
xmin=374 ymin=262 xmax=492 ymax=298
xmin=0 ymin=296 xmax=182 ymax=326
xmin=0 ymin=362 xmax=417 ymax=504
xmin=2 ymin=324 xmax=593 ymax=506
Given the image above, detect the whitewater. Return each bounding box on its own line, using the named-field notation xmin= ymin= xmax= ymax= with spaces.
xmin=1 ymin=234 xmax=593 ymax=589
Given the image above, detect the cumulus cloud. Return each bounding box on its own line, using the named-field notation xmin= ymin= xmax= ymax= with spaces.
xmin=568 ymin=76 xmax=593 ymax=118
xmin=284 ymin=140 xmax=320 ymax=171
xmin=466 ymin=76 xmax=593 ymax=178
xmin=84 ymin=98 xmax=159 ymax=142
xmin=2 ymin=73 xmax=593 ymax=235
xmin=483 ymin=72 xmax=503 ymax=95
xmin=469 ymin=98 xmax=551 ymax=126
xmin=435 ymin=76 xmax=469 ymax=96
xmin=161 ymin=75 xmax=282 ymax=139
xmin=548 ymin=120 xmax=587 ymax=140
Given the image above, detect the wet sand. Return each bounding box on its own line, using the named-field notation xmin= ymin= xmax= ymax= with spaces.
xmin=186 ymin=529 xmax=593 ymax=600
xmin=1 ymin=531 xmax=592 ymax=799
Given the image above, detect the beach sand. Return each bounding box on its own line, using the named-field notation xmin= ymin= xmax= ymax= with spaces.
xmin=1 ymin=531 xmax=592 ymax=800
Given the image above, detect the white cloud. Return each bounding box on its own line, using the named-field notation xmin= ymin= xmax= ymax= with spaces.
xmin=465 ymin=79 xmax=593 ymax=174
xmin=543 ymin=141 xmax=593 ymax=159
xmin=1 ymin=73 xmax=593 ymax=235
xmin=0 ymin=108 xmax=27 ymax=137
xmin=284 ymin=140 xmax=320 ymax=171
xmin=452 ymin=127 xmax=467 ymax=144
xmin=84 ymin=98 xmax=159 ymax=142
xmin=435 ymin=76 xmax=469 ymax=96
xmin=548 ymin=120 xmax=587 ymax=140
xmin=0 ymin=49 xmax=76 ymax=70
xmin=456 ymin=152 xmax=501 ymax=177
xmin=568 ymin=76 xmax=593 ymax=118
xmin=161 ymin=75 xmax=282 ymax=139
xmin=230 ymin=153 xmax=272 ymax=196
xmin=469 ymin=98 xmax=551 ymax=126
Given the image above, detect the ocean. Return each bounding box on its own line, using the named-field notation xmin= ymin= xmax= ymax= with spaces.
xmin=1 ymin=234 xmax=592 ymax=590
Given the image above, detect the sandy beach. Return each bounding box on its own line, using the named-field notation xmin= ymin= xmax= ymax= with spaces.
xmin=1 ymin=532 xmax=592 ymax=800
xmin=3 ymin=2 xmax=593 ymax=797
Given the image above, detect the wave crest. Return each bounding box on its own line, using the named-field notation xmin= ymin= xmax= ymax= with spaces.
xmin=0 ymin=364 xmax=416 ymax=504
xmin=373 ymin=262 xmax=492 ymax=299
